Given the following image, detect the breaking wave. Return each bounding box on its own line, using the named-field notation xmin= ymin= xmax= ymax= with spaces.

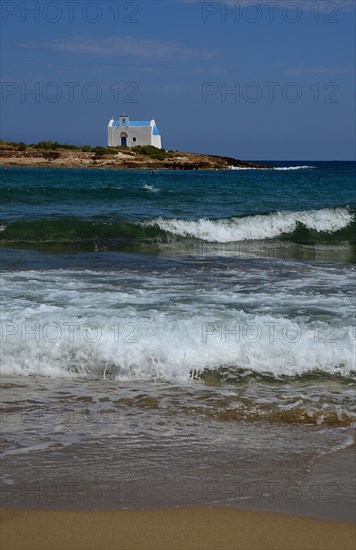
xmin=145 ymin=208 xmax=354 ymax=243
xmin=228 ymin=165 xmax=315 ymax=170
xmin=1 ymin=304 xmax=355 ymax=382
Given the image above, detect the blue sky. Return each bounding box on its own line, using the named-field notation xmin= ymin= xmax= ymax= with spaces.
xmin=1 ymin=0 xmax=355 ymax=159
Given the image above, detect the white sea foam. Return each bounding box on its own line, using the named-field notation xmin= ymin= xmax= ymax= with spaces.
xmin=273 ymin=166 xmax=316 ymax=170
xmin=142 ymin=184 xmax=159 ymax=192
xmin=1 ymin=270 xmax=355 ymax=382
xmin=144 ymin=208 xmax=353 ymax=243
xmin=1 ymin=310 xmax=354 ymax=381
xmin=228 ymin=166 xmax=266 ymax=170
xmin=228 ymin=165 xmax=315 ymax=170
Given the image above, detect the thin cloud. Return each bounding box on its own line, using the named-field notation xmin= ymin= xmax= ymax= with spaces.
xmin=288 ymin=66 xmax=355 ymax=75
xmin=182 ymin=0 xmax=355 ymax=11
xmin=19 ymin=36 xmax=217 ymax=61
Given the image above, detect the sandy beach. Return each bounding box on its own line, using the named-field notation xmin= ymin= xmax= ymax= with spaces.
xmin=1 ymin=506 xmax=355 ymax=550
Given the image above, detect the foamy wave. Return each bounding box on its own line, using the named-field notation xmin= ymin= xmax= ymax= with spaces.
xmin=144 ymin=208 xmax=353 ymax=243
xmin=1 ymin=311 xmax=355 ymax=381
xmin=1 ymin=268 xmax=355 ymax=382
xmin=228 ymin=166 xmax=268 ymax=170
xmin=228 ymin=165 xmax=315 ymax=170
xmin=274 ymin=166 xmax=316 ymax=171
xmin=142 ymin=184 xmax=159 ymax=192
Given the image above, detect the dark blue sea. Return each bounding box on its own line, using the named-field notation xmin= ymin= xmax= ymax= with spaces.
xmin=1 ymin=162 xmax=355 ymax=518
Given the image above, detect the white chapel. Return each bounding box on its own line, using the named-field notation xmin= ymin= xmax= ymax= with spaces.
xmin=108 ymin=115 xmax=162 ymax=149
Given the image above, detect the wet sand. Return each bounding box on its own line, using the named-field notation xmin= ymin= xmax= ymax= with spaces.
xmin=1 ymin=506 xmax=355 ymax=550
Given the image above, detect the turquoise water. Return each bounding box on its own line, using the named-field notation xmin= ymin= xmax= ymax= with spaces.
xmin=1 ymin=161 xmax=355 ymax=386
xmin=0 ymin=163 xmax=355 ymax=516
xmin=1 ymin=163 xmax=355 ymax=255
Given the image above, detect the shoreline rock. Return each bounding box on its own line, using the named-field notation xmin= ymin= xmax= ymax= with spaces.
xmin=0 ymin=143 xmax=271 ymax=171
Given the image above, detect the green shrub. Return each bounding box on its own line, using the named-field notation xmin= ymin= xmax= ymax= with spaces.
xmin=0 ymin=141 xmax=16 ymax=150
xmin=135 ymin=145 xmax=166 ymax=160
xmin=92 ymin=146 xmax=118 ymax=157
xmin=34 ymin=141 xmax=83 ymax=151
xmin=35 ymin=141 xmax=60 ymax=150
xmin=60 ymin=143 xmax=81 ymax=151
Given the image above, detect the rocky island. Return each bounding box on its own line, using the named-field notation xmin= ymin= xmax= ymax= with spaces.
xmin=0 ymin=141 xmax=271 ymax=170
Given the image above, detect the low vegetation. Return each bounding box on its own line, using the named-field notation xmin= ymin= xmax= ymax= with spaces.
xmin=134 ymin=145 xmax=174 ymax=161
xmin=0 ymin=140 xmax=270 ymax=169
xmin=0 ymin=140 xmax=171 ymax=157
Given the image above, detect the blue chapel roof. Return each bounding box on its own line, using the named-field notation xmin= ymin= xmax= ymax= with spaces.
xmin=110 ymin=120 xmax=160 ymax=135
xmin=129 ymin=121 xmax=151 ymax=127
xmin=111 ymin=120 xmax=151 ymax=127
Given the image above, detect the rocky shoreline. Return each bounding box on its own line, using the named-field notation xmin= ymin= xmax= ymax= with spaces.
xmin=0 ymin=143 xmax=271 ymax=170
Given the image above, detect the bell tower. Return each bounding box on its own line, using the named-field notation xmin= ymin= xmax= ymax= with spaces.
xmin=119 ymin=114 xmax=129 ymax=127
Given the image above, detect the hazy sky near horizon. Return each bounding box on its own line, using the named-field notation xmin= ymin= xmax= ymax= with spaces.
xmin=1 ymin=0 xmax=355 ymax=160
